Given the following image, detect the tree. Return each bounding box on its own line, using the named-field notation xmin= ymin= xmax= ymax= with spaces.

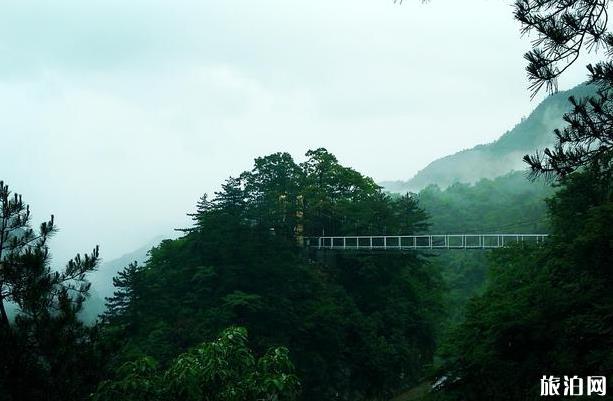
xmin=514 ymin=0 xmax=610 ymax=95
xmin=102 ymin=262 xmax=141 ymax=326
xmin=523 ymin=90 xmax=613 ymax=180
xmin=176 ymin=193 xmax=213 ymax=234
xmin=100 ymin=149 xmax=443 ymax=401
xmin=512 ymin=0 xmax=613 ymax=179
xmin=0 ymin=181 xmax=99 ymax=327
xmin=92 ymin=327 xmax=300 ymax=401
xmin=239 ymin=153 xmax=304 ymax=237
xmin=431 ymin=167 xmax=612 ymax=401
xmin=0 ymin=180 xmax=101 ymax=401
xmin=414 ymin=2 xmax=613 ymax=399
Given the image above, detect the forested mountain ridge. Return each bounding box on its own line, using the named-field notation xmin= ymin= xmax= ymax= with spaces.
xmin=3 ymin=0 xmax=613 ymax=399
xmin=2 ymin=143 xmax=610 ymax=401
xmin=97 ymin=149 xmax=444 ymax=401
xmin=418 ymin=171 xmax=552 ymax=235
xmin=382 ymin=84 xmax=596 ymax=192
xmin=414 ymin=171 xmax=554 ymax=325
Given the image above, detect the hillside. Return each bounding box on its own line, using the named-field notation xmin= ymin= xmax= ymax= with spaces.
xmin=80 ymin=235 xmax=166 ymax=322
xmin=382 ymin=83 xmax=596 ymax=192
xmin=97 ymin=150 xmax=442 ymax=401
xmin=416 ymin=171 xmax=554 ymax=323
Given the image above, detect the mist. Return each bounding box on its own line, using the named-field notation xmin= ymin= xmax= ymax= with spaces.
xmin=0 ymin=0 xmax=598 ymax=264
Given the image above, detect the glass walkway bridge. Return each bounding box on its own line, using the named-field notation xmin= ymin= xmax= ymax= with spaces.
xmin=305 ymin=234 xmax=548 ymax=250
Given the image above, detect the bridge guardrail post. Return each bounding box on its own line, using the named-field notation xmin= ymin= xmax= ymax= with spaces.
xmin=307 ymin=233 xmax=548 ymax=251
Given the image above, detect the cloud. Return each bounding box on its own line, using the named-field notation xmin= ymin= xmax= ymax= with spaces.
xmin=0 ymin=0 xmax=599 ymax=262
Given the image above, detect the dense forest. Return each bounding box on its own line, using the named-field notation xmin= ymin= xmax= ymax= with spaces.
xmin=98 ymin=149 xmax=443 ymax=401
xmin=1 ymin=0 xmax=613 ymax=400
xmin=0 ymin=149 xmax=446 ymax=401
xmin=2 ymin=141 xmax=610 ymax=400
xmin=417 ymin=172 xmax=553 ymax=324
xmin=429 ymin=164 xmax=612 ymax=401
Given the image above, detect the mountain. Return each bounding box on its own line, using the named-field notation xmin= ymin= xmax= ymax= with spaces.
xmin=80 ymin=235 xmax=167 ymax=322
xmin=382 ymin=83 xmax=596 ymax=192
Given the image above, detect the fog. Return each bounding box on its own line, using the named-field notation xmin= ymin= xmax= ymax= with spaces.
xmin=0 ymin=0 xmax=597 ymax=264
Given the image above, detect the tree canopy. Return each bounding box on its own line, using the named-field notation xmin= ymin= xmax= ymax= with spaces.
xmin=100 ymin=149 xmax=443 ymax=401
xmin=512 ymin=0 xmax=613 ymax=179
xmin=93 ymin=327 xmax=300 ymax=401
xmin=422 ymin=1 xmax=613 ymax=398
xmin=0 ymin=181 xmax=102 ymax=401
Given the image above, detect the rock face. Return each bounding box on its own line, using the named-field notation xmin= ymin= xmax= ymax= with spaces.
xmin=382 ymin=84 xmax=596 ymax=193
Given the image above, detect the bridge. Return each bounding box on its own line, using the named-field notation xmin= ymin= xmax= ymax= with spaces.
xmin=305 ymin=234 xmax=548 ymax=250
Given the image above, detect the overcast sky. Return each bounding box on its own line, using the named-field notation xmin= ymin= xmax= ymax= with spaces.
xmin=0 ymin=0 xmax=598 ymax=264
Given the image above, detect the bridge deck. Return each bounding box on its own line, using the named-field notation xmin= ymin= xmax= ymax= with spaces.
xmin=306 ymin=234 xmax=548 ymax=250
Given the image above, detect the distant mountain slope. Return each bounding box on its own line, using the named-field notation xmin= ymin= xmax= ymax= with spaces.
xmin=80 ymin=235 xmax=166 ymax=322
xmin=418 ymin=171 xmax=553 ymax=234
xmin=382 ymin=83 xmax=595 ymax=192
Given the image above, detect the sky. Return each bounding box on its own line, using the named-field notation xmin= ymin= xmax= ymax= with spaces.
xmin=0 ymin=0 xmax=599 ymax=265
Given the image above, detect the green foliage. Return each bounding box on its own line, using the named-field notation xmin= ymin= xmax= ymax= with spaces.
xmin=515 ymin=0 xmax=613 ymax=179
xmin=102 ymin=149 xmax=443 ymax=401
xmin=102 ymin=262 xmax=141 ymax=326
xmin=92 ymin=357 xmax=160 ymax=401
xmin=425 ymin=3 xmax=613 ymax=396
xmin=415 ymin=172 xmax=553 ymax=323
xmin=515 ymin=0 xmax=610 ymax=95
xmin=93 ymin=327 xmax=299 ymax=401
xmin=0 ymin=180 xmax=102 ymax=401
xmin=430 ymin=166 xmax=613 ymax=400
xmin=418 ymin=172 xmax=552 ymax=235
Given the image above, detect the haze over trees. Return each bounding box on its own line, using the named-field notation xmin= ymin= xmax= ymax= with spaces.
xmin=381 ymin=84 xmax=596 ymax=192
xmin=1 ymin=0 xmax=612 ymax=400
xmin=421 ymin=1 xmax=613 ymax=399
xmin=98 ymin=149 xmax=443 ymax=401
xmin=429 ymin=167 xmax=612 ymax=400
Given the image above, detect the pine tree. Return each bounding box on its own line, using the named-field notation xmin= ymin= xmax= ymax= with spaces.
xmin=176 ymin=193 xmax=213 ymax=234
xmin=102 ymin=262 xmax=140 ymax=326
xmin=513 ymin=0 xmax=613 ymax=179
xmin=523 ymin=87 xmax=613 ymax=180
xmin=0 ymin=180 xmax=99 ymax=327
xmin=214 ymin=177 xmax=246 ymax=217
xmin=0 ymin=180 xmax=101 ymax=401
xmin=514 ymin=0 xmax=610 ymax=95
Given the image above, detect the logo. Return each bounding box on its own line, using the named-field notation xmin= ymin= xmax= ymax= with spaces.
xmin=540 ymin=375 xmax=607 ymax=397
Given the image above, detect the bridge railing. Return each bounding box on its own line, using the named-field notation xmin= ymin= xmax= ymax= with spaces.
xmin=305 ymin=234 xmax=548 ymax=250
